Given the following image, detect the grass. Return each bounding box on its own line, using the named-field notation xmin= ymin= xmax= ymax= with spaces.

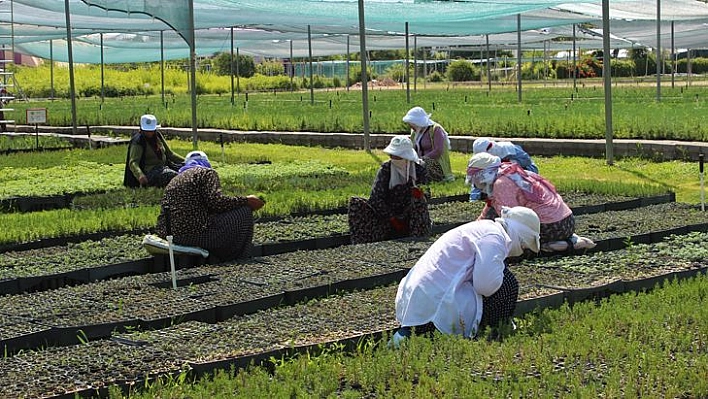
xmin=114 ymin=274 xmax=708 ymax=398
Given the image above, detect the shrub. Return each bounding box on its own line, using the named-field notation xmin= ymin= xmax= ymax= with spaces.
xmin=446 ymin=59 xmax=478 ymax=81
xmin=256 ymin=61 xmax=285 ymax=76
xmin=427 ymin=70 xmax=445 ymax=82
xmin=382 ymin=62 xmax=412 ymax=82
xmin=211 ymin=52 xmax=256 ymax=77
xmin=610 ymin=59 xmax=635 ymax=77
xmin=676 ymin=57 xmax=708 ymax=74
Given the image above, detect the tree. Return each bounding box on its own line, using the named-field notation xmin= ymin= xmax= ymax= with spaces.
xmin=211 ymin=52 xmax=256 ymax=78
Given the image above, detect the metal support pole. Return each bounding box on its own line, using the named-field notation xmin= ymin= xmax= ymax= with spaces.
xmin=357 ymin=0 xmax=371 ymax=152
xmin=63 ymin=0 xmax=78 ymax=135
xmin=161 ymin=31 xmax=166 ymax=107
xmin=230 ymin=27 xmax=235 ymax=104
xmin=405 ymin=22 xmax=410 ymax=103
xmin=656 ymin=0 xmax=662 ymax=101
xmin=307 ymin=25 xmax=314 ymax=105
xmin=602 ymin=0 xmax=614 ymax=165
xmin=700 ymin=153 xmax=705 ymax=212
xmin=516 ymin=14 xmax=522 ymax=103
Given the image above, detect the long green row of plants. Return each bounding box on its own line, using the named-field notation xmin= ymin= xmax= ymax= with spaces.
xmin=0 ymin=141 xmax=694 ymax=245
xmin=0 ymin=134 xmax=73 ymax=151
xmin=7 ymin=63 xmax=708 ymax=140
xmin=1 ymin=141 xmax=691 ymax=246
xmin=2 ymin=202 xmax=702 ymax=282
xmin=115 ymin=273 xmax=707 ymax=398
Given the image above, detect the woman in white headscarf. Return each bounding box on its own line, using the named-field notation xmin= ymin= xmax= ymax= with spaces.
xmin=403 ymin=106 xmax=455 ymax=182
xmin=470 ymin=137 xmax=538 ymax=201
xmin=466 ymin=152 xmax=595 ymax=252
xmin=348 ymin=135 xmax=431 ymax=244
xmin=392 ymin=206 xmax=541 ymax=345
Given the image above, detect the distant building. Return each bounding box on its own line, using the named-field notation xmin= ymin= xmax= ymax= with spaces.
xmin=0 ymin=50 xmax=42 ymax=67
xmin=675 ymin=49 xmax=708 ymax=60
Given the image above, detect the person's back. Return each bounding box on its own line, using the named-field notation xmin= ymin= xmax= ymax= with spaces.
xmin=491 ymin=142 xmax=538 ymax=174
xmin=470 ymin=138 xmax=538 ymax=200
xmin=156 ymin=152 xmax=264 ymax=263
xmin=156 ymin=167 xmax=215 ymax=243
xmin=490 ymin=164 xmax=570 ymax=224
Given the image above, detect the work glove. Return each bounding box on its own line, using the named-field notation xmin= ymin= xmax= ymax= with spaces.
xmin=389 ymin=217 xmax=409 ymax=234
xmin=411 ymin=187 xmax=425 ymax=200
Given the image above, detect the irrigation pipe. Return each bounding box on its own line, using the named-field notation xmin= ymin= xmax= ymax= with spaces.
xmin=700 ymin=153 xmax=705 ymax=212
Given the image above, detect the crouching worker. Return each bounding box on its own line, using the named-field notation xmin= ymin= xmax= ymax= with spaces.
xmin=466 ymin=152 xmax=595 ymax=253
xmin=470 ymin=137 xmax=538 ymax=201
xmin=392 ymin=206 xmax=541 ymax=346
xmin=156 ymin=151 xmax=265 ymax=263
xmin=124 ymin=114 xmax=185 ymax=188
xmin=348 ymin=135 xmax=431 ymax=244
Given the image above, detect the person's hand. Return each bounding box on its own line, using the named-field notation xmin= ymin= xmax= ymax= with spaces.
xmin=246 ymin=195 xmax=265 ymax=211
xmin=411 ymin=187 xmax=425 ymax=200
xmin=389 ymin=217 xmax=408 ymax=233
xmin=138 ymin=175 xmax=148 ymax=186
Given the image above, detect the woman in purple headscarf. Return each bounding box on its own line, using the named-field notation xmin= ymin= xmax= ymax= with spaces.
xmin=156 ymin=151 xmax=265 ymax=263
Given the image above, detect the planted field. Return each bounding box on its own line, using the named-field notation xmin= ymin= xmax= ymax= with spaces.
xmin=1 ymin=227 xmax=706 ymax=397
xmin=1 ymin=138 xmax=707 ymax=397
xmin=9 ymin=83 xmax=708 ymax=141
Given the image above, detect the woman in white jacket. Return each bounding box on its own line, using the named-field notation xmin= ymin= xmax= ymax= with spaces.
xmin=393 ymin=206 xmax=540 ymax=344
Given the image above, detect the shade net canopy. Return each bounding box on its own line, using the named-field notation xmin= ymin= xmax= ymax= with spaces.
xmin=1 ymin=0 xmax=708 ymax=63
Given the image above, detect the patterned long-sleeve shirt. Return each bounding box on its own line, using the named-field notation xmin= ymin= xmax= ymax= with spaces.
xmin=156 ymin=167 xmax=248 ymax=244
xmin=368 ymin=161 xmax=428 ymax=219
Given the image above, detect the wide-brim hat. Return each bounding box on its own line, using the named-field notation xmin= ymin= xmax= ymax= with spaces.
xmin=384 ymin=135 xmax=421 ymax=164
xmin=140 ymin=114 xmax=160 ymax=131
xmin=402 ymin=106 xmax=432 ymax=127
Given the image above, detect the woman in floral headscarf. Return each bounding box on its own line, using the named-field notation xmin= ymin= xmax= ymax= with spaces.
xmin=403 ymin=106 xmax=454 ymax=182
xmin=156 ymin=151 xmax=265 ymax=262
xmin=348 ymin=135 xmax=431 ymax=244
xmin=466 ymin=153 xmax=595 ymax=252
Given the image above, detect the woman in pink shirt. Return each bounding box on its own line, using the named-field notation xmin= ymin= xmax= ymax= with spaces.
xmin=466 ymin=152 xmax=586 ymax=250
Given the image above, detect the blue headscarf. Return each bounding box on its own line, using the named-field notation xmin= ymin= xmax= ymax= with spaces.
xmin=178 ymin=150 xmax=212 ymax=174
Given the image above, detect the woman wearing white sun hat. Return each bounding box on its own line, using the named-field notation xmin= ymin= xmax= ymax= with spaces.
xmin=124 ymin=114 xmax=185 ymax=188
xmin=348 ymin=135 xmax=431 ymax=244
xmin=403 ymin=106 xmax=455 ymax=182
xmin=469 ymin=137 xmax=538 ymax=201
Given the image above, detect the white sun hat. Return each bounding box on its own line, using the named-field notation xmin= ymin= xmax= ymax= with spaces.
xmin=140 ymin=114 xmax=160 ymax=131
xmin=383 ymin=135 xmax=421 ymax=164
xmin=402 ymin=106 xmax=432 ymax=127
xmin=472 ymin=137 xmax=494 ymax=154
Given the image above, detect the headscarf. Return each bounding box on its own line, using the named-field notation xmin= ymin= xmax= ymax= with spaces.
xmin=495 ymin=206 xmax=541 ymax=256
xmin=178 ymin=150 xmax=212 ymax=174
xmin=402 ymin=106 xmax=433 ymax=129
xmin=472 ymin=137 xmax=494 ymax=154
xmin=465 ymin=153 xmax=502 ymax=189
xmin=383 ymin=136 xmax=420 ymax=189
